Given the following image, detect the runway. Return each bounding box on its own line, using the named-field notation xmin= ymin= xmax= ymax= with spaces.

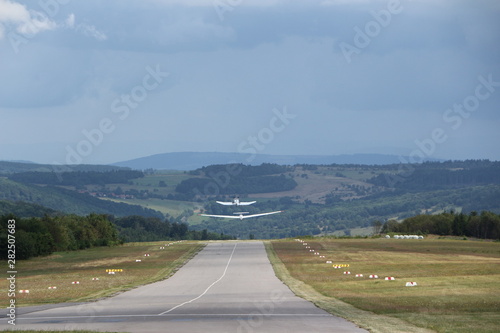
xmin=1 ymin=242 xmax=367 ymax=332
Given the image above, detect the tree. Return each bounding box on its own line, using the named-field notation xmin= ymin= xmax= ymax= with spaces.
xmin=452 ymin=213 xmax=467 ymax=236
xmin=372 ymin=220 xmax=383 ymax=235
xmin=201 ymin=229 xmax=208 ymax=240
xmin=382 ymin=220 xmax=400 ymax=233
xmin=14 ymin=230 xmax=36 ymax=260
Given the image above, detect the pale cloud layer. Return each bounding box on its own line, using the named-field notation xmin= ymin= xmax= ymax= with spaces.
xmin=0 ymin=0 xmax=499 ymax=165
xmin=0 ymin=0 xmax=56 ymax=38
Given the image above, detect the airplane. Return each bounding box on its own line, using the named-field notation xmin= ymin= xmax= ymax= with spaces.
xmin=199 ymin=211 xmax=283 ymax=221
xmin=216 ymin=197 xmax=256 ymax=206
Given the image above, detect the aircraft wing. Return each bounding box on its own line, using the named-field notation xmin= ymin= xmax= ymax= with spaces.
xmin=240 ymin=211 xmax=282 ymax=218
xmin=215 ymin=201 xmax=235 ymax=206
xmin=238 ymin=201 xmax=257 ymax=206
xmin=199 ymin=211 xmax=283 ymax=219
xmin=199 ymin=213 xmax=242 ymax=219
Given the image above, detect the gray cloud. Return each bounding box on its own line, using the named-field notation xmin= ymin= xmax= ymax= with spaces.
xmin=1 ymin=0 xmax=499 ymax=163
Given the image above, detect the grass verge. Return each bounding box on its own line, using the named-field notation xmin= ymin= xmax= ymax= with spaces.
xmin=1 ymin=241 xmax=204 ymax=307
xmin=265 ymin=241 xmax=434 ymax=333
xmin=266 ymin=238 xmax=500 ymax=333
xmin=271 ymin=238 xmax=500 ymax=333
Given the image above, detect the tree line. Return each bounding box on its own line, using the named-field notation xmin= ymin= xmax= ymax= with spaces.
xmin=191 ymin=163 xmax=292 ymax=177
xmin=0 ymin=213 xmax=235 ymax=260
xmin=112 ymin=215 xmax=235 ymax=242
xmin=176 ymin=174 xmax=297 ymax=197
xmin=0 ymin=213 xmax=121 ymax=260
xmin=382 ymin=211 xmax=500 ymax=239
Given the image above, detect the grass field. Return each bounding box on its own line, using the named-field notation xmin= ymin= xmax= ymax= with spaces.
xmin=270 ymin=237 xmax=500 ymax=333
xmin=102 ymin=197 xmax=200 ymax=218
xmin=1 ymin=241 xmax=204 ymax=307
xmin=87 ymin=172 xmax=192 ymax=198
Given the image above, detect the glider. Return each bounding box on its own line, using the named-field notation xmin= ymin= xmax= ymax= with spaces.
xmin=216 ymin=197 xmax=256 ymax=206
xmin=199 ymin=211 xmax=283 ymax=220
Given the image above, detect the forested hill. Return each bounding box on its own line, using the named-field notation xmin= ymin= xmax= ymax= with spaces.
xmin=0 ymin=200 xmax=56 ymax=218
xmin=176 ymin=163 xmax=297 ymax=198
xmin=0 ymin=178 xmax=163 ymax=218
xmin=190 ymin=160 xmax=500 ymax=239
xmin=368 ymin=160 xmax=500 ymax=190
xmin=1 ymin=159 xmax=499 ymax=240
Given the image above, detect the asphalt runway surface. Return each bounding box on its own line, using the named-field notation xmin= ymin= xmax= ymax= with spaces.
xmin=1 ymin=241 xmax=368 ymax=332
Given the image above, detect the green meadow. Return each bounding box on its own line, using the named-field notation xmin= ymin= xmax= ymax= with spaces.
xmin=269 ymin=237 xmax=500 ymax=333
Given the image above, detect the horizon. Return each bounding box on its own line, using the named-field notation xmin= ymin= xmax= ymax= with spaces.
xmin=2 ymin=151 xmax=499 ymax=169
xmin=1 ymin=0 xmax=499 ymax=164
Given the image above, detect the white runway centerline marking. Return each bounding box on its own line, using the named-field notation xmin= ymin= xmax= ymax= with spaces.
xmin=158 ymin=243 xmax=238 ymax=316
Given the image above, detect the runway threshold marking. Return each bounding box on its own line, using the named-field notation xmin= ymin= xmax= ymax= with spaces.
xmin=158 ymin=243 xmax=238 ymax=316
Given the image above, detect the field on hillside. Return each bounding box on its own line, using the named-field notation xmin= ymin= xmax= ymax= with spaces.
xmin=271 ymin=237 xmax=500 ymax=333
xmin=0 ymin=241 xmax=203 ymax=307
xmin=87 ymin=171 xmax=192 ymax=198
xmin=248 ymin=165 xmax=385 ymax=203
xmin=103 ymin=197 xmax=200 ymax=217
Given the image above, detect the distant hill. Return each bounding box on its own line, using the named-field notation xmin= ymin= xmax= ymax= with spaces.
xmin=112 ymin=152 xmax=438 ymax=170
xmin=0 ymin=161 xmax=129 ymax=175
xmin=0 ymin=178 xmax=163 ymax=218
xmin=1 ymin=158 xmax=499 ymax=239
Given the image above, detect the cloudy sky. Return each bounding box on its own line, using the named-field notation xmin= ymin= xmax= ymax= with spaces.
xmin=1 ymin=0 xmax=499 ymax=165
